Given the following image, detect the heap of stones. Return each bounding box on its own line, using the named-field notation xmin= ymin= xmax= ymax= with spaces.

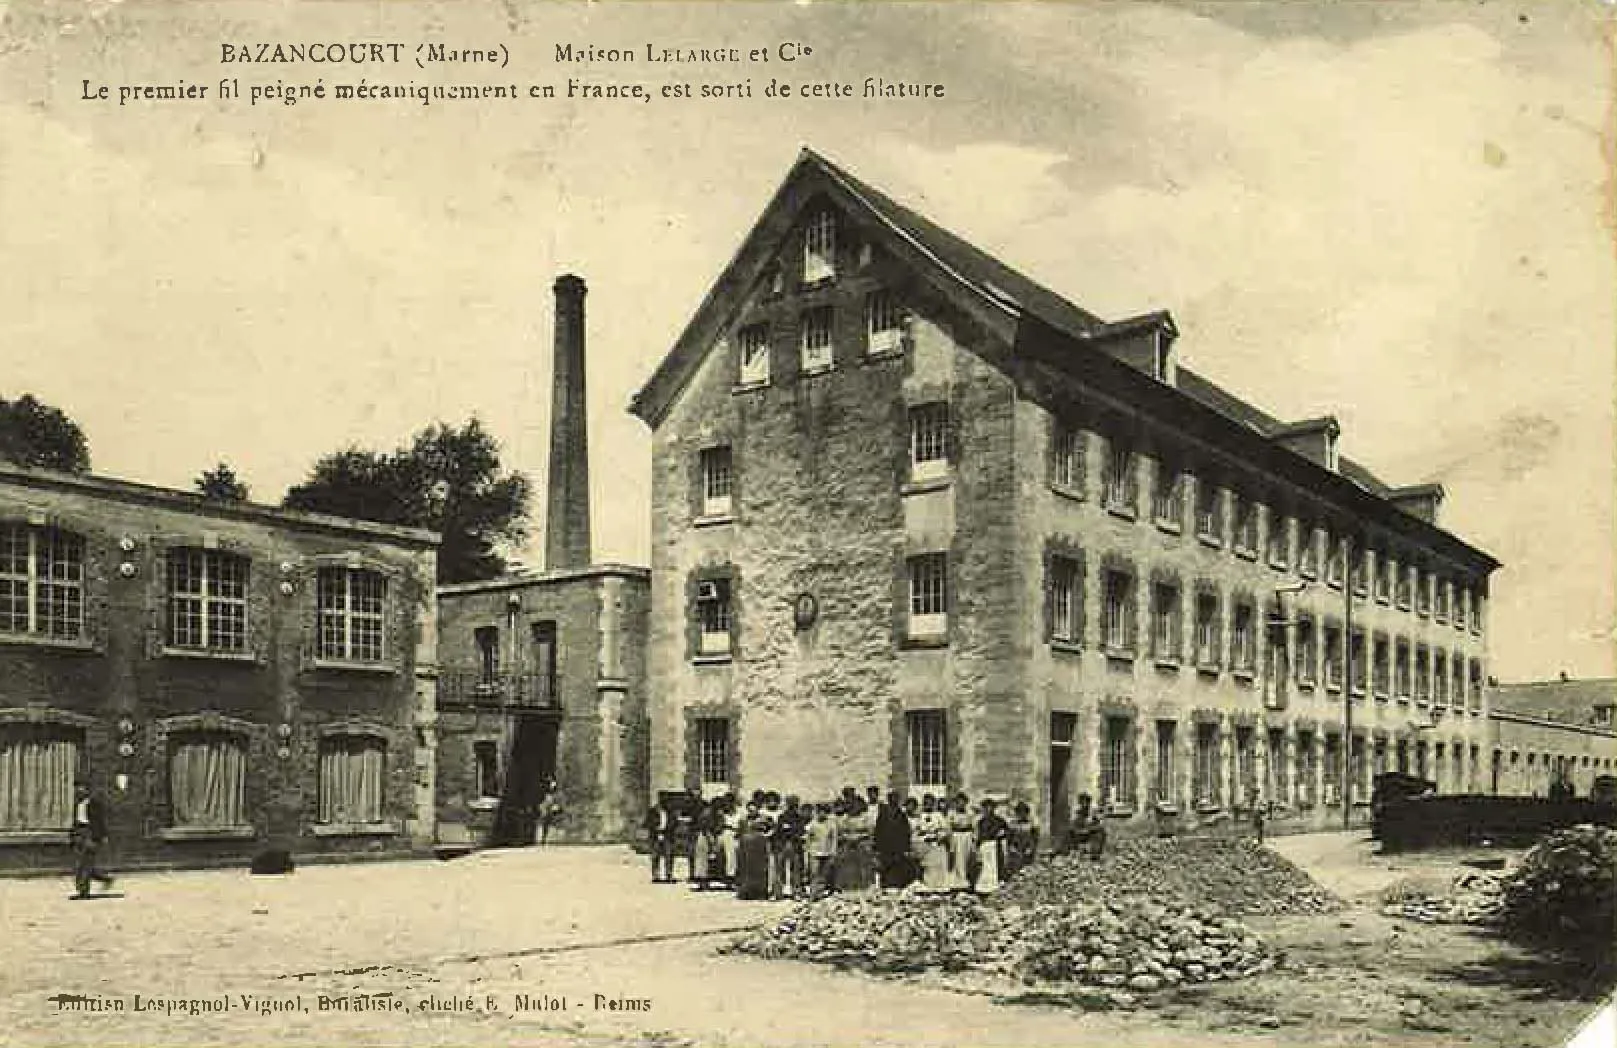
xmin=996 ymin=836 xmax=1342 ymax=916
xmin=1381 ymin=870 xmax=1506 ymax=925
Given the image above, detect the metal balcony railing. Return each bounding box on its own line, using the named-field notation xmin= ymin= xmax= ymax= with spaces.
xmin=438 ymin=668 xmax=558 ymax=709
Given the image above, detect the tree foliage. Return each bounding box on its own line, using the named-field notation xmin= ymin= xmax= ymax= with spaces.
xmin=195 ymin=462 xmax=250 ymax=502
xmin=283 ymin=418 xmax=530 ymax=584
xmin=0 ymin=394 xmax=91 ymax=473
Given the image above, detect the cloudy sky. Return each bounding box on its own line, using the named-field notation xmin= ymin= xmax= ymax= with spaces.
xmin=1 ymin=0 xmax=1611 ymax=682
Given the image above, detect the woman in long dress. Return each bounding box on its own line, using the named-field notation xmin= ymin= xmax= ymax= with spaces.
xmin=916 ymin=794 xmax=952 ymax=892
xmin=689 ymin=800 xmax=717 ymax=890
xmin=718 ymin=797 xmax=742 ymax=887
xmin=835 ymin=799 xmax=876 ymax=892
xmin=974 ymin=798 xmax=1010 ymax=895
xmin=945 ymin=794 xmax=976 ymax=891
xmin=735 ymin=802 xmax=773 ymax=900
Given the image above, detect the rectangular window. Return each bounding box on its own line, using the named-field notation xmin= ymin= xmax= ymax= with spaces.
xmin=1396 ymin=563 xmax=1413 ymax=608
xmin=908 ymin=553 xmax=948 ymax=639
xmin=1195 ymin=476 xmax=1221 ymax=541
xmin=1151 ymin=582 xmax=1181 ymax=662
xmin=1435 ymin=577 xmax=1450 ymax=622
xmin=1468 ymin=660 xmax=1482 ymax=710
xmin=1100 ymin=716 xmax=1134 ymax=809
xmin=317 ymin=735 xmax=384 ymax=824
xmin=1051 ymin=423 xmax=1083 ymax=491
xmin=1231 ymin=602 xmax=1256 ymax=673
xmin=1324 ymin=734 xmax=1342 ymax=805
xmin=167 ymin=548 xmax=249 ymax=653
xmin=700 ymin=446 xmax=733 ymax=517
xmin=737 ymin=323 xmax=771 ymax=386
xmin=1266 ymin=728 xmax=1288 ymax=805
xmin=1232 ymin=493 xmax=1257 ymax=553
xmin=865 ymin=290 xmax=903 ymax=355
xmin=317 ymin=567 xmax=387 ymax=663
xmin=1437 ymin=653 xmax=1452 ymax=707
xmin=474 ymin=740 xmax=500 ymax=800
xmin=0 ymin=523 xmax=85 ymax=641
xmin=907 ymin=710 xmax=947 ymax=789
xmin=1296 ymin=731 xmax=1316 ymax=807
xmin=1102 ymin=438 xmax=1137 ymax=512
xmin=1295 ymin=618 xmax=1317 ymax=686
xmin=695 ymin=717 xmax=729 ymax=787
xmin=474 ymin=625 xmax=500 ymax=685
xmin=695 ymin=578 xmax=733 ymax=656
xmin=1153 ymin=720 xmax=1177 ymax=805
xmin=1415 ymin=646 xmax=1431 ymax=701
xmin=1193 ymin=722 xmax=1220 ymax=807
xmin=1469 ymin=590 xmax=1483 ymax=632
xmin=1326 ymin=530 xmax=1345 ymax=587
xmin=1266 ymin=510 xmax=1289 ymax=567
xmin=908 ymin=402 xmax=950 ymax=483
xmin=1152 ymin=460 xmax=1184 ymax=525
xmin=1353 ymin=736 xmax=1369 ymax=799
xmin=169 ymin=730 xmax=247 ymax=828
xmin=1354 ymin=546 xmax=1371 ymax=595
xmin=1193 ymin=592 xmax=1220 ymax=668
xmin=802 ymin=209 xmax=836 ymax=283
xmin=1395 ymin=640 xmax=1411 ymax=699
xmin=1324 ymin=625 xmax=1343 ymax=690
xmin=1049 ymin=556 xmax=1080 ymax=645
xmin=1234 ymin=726 xmax=1257 ymax=806
xmin=0 ymin=723 xmax=80 ymax=831
xmin=1102 ymin=569 xmax=1135 ymax=653
xmin=1298 ymin=522 xmax=1319 ymax=576
xmin=799 ymin=305 xmax=835 ymax=373
xmin=1374 ymin=549 xmax=1391 ymax=602
xmin=1372 ymin=635 xmax=1390 ymax=697
xmin=1415 ymin=566 xmax=1430 ymax=615
xmin=1350 ymin=629 xmax=1367 ymax=693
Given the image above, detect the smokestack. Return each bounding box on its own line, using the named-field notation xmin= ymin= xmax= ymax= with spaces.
xmin=545 ymin=274 xmax=591 ymax=571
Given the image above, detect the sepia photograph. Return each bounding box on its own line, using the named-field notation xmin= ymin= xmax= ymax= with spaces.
xmin=0 ymin=1 xmax=1613 ymax=1046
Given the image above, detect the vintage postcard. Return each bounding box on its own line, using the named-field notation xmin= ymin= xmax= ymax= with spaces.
xmin=0 ymin=1 xmax=1613 ymax=1046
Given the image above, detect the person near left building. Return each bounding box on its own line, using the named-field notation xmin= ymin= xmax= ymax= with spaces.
xmin=71 ymin=782 xmax=114 ymax=899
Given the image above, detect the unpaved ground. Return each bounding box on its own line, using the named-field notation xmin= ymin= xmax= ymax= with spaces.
xmin=1 ymin=834 xmax=1608 ymax=1047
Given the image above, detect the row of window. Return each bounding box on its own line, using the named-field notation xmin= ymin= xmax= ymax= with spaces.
xmin=734 ymin=289 xmax=907 ymax=386
xmin=0 ymin=722 xmax=387 ymax=833
xmin=692 ymin=711 xmax=1603 ymax=808
xmin=1056 ymin=426 xmax=1486 ymax=632
xmin=0 ymin=523 xmax=391 ymax=663
xmin=688 ymin=553 xmax=1485 ymax=708
xmin=691 ymin=417 xmax=1486 ymax=644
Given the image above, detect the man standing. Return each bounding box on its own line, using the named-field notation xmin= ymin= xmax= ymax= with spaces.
xmin=644 ymin=797 xmax=675 ymax=883
xmin=71 ymin=783 xmax=114 ymax=899
xmin=874 ymin=790 xmax=914 ymax=890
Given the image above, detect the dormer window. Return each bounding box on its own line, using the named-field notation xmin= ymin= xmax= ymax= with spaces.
xmin=737 ymin=323 xmax=771 ymax=386
xmin=803 ymin=209 xmax=836 ymax=284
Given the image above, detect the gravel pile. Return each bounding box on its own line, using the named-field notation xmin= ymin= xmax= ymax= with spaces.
xmin=727 ymin=891 xmax=1278 ymax=992
xmin=1382 ymin=870 xmax=1505 ymax=925
xmin=995 ymin=836 xmax=1341 ymax=916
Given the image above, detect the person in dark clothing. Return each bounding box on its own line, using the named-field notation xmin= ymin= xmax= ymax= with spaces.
xmin=1061 ymin=792 xmax=1107 ymax=860
xmin=71 ymin=783 xmax=114 ymax=899
xmin=874 ymin=790 xmax=914 ymax=889
xmin=644 ymin=798 xmax=676 ymax=883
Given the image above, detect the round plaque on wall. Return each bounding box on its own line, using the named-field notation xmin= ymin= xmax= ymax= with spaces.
xmin=792 ymin=592 xmax=819 ymax=631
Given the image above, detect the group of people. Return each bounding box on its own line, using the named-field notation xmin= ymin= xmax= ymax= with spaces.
xmin=645 ymin=786 xmax=1075 ymax=901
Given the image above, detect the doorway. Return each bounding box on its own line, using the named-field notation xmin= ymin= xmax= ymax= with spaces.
xmin=1049 ymin=712 xmax=1076 ymax=846
xmin=490 ymin=713 xmax=560 ymax=846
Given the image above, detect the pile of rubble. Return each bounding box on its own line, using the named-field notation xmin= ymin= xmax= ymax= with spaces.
xmin=727 ymin=891 xmax=1278 ymax=993
xmin=1381 ymin=870 xmax=1506 ymax=925
xmin=996 ymin=836 xmax=1341 ymax=916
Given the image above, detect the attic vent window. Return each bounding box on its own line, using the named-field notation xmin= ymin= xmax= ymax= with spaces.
xmin=737 ymin=323 xmax=771 ymax=386
xmin=865 ymin=290 xmax=904 ymax=356
xmin=803 ymin=210 xmax=836 ymax=284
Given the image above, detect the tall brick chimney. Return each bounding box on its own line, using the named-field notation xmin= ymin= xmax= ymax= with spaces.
xmin=544 ymin=274 xmax=591 ymax=571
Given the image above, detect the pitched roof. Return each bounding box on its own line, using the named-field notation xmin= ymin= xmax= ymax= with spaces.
xmin=631 ymin=147 xmax=1489 ymax=567
xmin=1489 ymin=678 xmax=1617 ymax=725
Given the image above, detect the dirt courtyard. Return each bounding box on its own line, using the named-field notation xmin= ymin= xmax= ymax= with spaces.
xmin=0 ymin=832 xmax=1608 ymax=1047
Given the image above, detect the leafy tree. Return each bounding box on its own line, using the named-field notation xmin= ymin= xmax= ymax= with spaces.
xmin=283 ymin=418 xmax=530 ymax=584
xmin=0 ymin=394 xmax=90 ymax=473
xmin=195 ymin=462 xmax=250 ymax=502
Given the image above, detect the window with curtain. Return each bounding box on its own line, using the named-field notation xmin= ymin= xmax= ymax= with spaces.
xmin=317 ymin=735 xmax=385 ymax=824
xmin=169 ymin=730 xmax=247 ymax=828
xmin=0 ymin=723 xmax=81 ymax=831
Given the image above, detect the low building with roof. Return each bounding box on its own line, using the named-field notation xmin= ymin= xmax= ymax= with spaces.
xmin=0 ymin=461 xmax=439 ymax=872
xmin=1486 ymin=676 xmax=1617 ymax=796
